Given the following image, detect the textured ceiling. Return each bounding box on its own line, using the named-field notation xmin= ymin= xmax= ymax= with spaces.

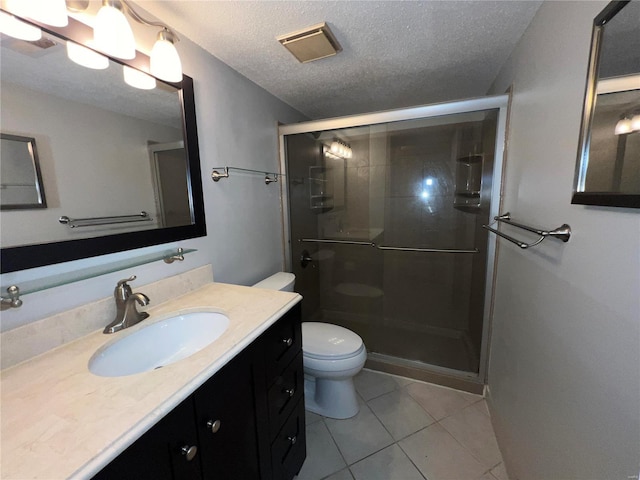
xmin=137 ymin=0 xmax=543 ymax=119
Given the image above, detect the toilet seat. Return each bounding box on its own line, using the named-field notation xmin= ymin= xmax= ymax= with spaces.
xmin=302 ymin=322 xmax=364 ymax=360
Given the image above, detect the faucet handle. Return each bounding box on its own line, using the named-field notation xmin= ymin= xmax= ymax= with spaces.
xmin=115 ymin=275 xmax=137 ymax=301
xmin=117 ymin=275 xmax=137 ymax=287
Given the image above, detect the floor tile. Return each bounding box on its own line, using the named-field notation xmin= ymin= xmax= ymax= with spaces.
xmin=324 ymin=403 xmax=394 ymax=465
xmin=440 ymin=402 xmax=503 ymax=469
xmin=350 ymin=444 xmax=425 ymax=480
xmin=306 ymin=409 xmax=323 ymax=426
xmin=324 ymin=468 xmax=354 ymax=480
xmin=399 ymin=423 xmax=487 ymax=480
xmin=368 ymin=389 xmax=435 ymax=441
xmin=296 ymin=421 xmax=346 ymax=480
xmin=354 ymin=369 xmax=403 ymax=401
xmin=404 ymin=381 xmax=480 ymax=420
xmin=490 ymin=463 xmax=509 ymax=480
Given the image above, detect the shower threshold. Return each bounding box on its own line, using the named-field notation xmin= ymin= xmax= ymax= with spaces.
xmin=366 ymin=352 xmax=484 ymax=395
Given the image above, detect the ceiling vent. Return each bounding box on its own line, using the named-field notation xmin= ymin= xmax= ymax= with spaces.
xmin=277 ymin=22 xmax=342 ymax=63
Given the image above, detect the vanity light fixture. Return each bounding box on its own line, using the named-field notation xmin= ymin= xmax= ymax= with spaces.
xmin=66 ymin=41 xmax=109 ymax=70
xmin=94 ymin=0 xmax=136 ymax=60
xmin=615 ymin=116 xmax=633 ymax=135
xmin=5 ymin=0 xmax=68 ymax=27
xmin=0 ymin=10 xmax=41 ymax=41
xmin=149 ymin=28 xmax=182 ymax=83
xmin=94 ymin=0 xmax=183 ymax=82
xmin=123 ymin=65 xmax=157 ymax=90
xmin=631 ymin=114 xmax=640 ymax=132
xmin=328 ymin=140 xmax=352 ymax=159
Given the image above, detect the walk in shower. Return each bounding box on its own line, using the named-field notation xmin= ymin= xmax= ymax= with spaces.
xmin=280 ymin=97 xmax=507 ymax=388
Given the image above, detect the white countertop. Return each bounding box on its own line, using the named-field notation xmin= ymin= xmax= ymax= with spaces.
xmin=0 ymin=282 xmax=301 ymax=479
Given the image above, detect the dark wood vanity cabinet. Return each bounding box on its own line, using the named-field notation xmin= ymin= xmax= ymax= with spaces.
xmin=93 ymin=303 xmax=304 ymax=480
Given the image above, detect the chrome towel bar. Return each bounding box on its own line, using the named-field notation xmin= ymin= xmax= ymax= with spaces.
xmin=299 ymin=238 xmax=478 ymax=254
xmin=59 ymin=211 xmax=152 ymax=228
xmin=482 ymin=212 xmax=571 ymax=249
xmin=211 ymin=166 xmax=282 ymax=184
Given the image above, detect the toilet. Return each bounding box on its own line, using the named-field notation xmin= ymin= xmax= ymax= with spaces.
xmin=253 ymin=272 xmax=367 ymax=419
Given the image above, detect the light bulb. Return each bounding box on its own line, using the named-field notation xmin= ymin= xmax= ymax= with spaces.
xmin=631 ymin=114 xmax=640 ymax=132
xmin=0 ymin=11 xmax=41 ymax=41
xmin=330 ymin=141 xmax=340 ymax=154
xmin=7 ymin=0 xmax=68 ymax=27
xmin=67 ymin=41 xmax=109 ymax=70
xmin=94 ymin=1 xmax=136 ymax=60
xmin=123 ymin=66 xmax=156 ymax=90
xmin=614 ymin=118 xmax=633 ymax=135
xmin=150 ymin=29 xmax=182 ymax=82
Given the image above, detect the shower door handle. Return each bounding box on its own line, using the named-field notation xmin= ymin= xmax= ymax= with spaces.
xmin=300 ymin=250 xmax=314 ymax=269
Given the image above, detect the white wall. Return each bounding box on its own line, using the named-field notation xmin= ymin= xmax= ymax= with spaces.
xmin=487 ymin=2 xmax=640 ymax=478
xmin=0 ymin=35 xmax=306 ymax=332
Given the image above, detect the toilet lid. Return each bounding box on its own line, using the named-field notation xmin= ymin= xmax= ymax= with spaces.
xmin=302 ymin=322 xmax=364 ymax=360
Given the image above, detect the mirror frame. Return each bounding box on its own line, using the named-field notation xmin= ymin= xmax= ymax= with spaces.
xmin=0 ymin=133 xmax=47 ymax=211
xmin=572 ymin=0 xmax=640 ymax=208
xmin=0 ymin=15 xmax=206 ymax=273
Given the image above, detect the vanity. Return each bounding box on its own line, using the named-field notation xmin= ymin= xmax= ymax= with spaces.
xmin=0 ymin=282 xmax=305 ymax=479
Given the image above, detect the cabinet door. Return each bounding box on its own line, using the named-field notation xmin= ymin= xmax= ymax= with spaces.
xmin=193 ymin=345 xmax=261 ymax=479
xmin=93 ymin=397 xmax=202 ymax=480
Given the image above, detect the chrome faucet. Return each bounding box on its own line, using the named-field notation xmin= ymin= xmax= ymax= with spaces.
xmin=103 ymin=276 xmax=150 ymax=334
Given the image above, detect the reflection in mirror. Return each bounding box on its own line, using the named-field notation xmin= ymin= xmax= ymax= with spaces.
xmin=573 ymin=0 xmax=640 ymax=208
xmin=0 ymin=134 xmax=47 ymax=210
xmin=0 ymin=16 xmax=205 ymax=273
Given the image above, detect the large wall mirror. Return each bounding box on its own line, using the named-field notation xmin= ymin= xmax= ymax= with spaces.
xmin=572 ymin=0 xmax=640 ymax=208
xmin=0 ymin=15 xmax=206 ymax=273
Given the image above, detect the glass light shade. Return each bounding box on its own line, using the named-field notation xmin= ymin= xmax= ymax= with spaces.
xmin=94 ymin=3 xmax=136 ymax=60
xmin=67 ymin=41 xmax=109 ymax=70
xmin=0 ymin=11 xmax=41 ymax=41
xmin=330 ymin=141 xmax=340 ymax=154
xmin=123 ymin=66 xmax=156 ymax=90
xmin=7 ymin=0 xmax=68 ymax=27
xmin=150 ymin=34 xmax=183 ymax=82
xmin=614 ymin=118 xmax=633 ymax=135
xmin=631 ymin=114 xmax=640 ymax=132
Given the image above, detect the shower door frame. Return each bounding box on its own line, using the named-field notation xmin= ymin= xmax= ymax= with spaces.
xmin=278 ymin=94 xmax=509 ymax=385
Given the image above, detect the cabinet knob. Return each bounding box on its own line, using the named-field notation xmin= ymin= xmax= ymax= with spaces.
xmin=181 ymin=445 xmax=198 ymax=461
xmin=282 ymin=337 xmax=293 ymax=347
xmin=284 ymin=387 xmax=295 ymax=398
xmin=287 ymin=435 xmax=297 ymax=445
xmin=206 ymin=419 xmax=221 ymax=433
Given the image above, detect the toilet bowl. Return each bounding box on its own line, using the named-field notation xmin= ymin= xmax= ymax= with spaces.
xmin=252 ymin=272 xmax=367 ymax=419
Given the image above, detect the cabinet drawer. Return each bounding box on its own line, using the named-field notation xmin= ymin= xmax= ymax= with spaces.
xmin=270 ymin=398 xmax=306 ymax=480
xmin=264 ymin=304 xmax=302 ymax=386
xmin=268 ymin=351 xmax=303 ymax=441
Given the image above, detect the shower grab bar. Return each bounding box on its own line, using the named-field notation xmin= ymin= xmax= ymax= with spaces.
xmin=482 ymin=212 xmax=571 ymax=249
xmin=300 ymin=238 xmax=376 ymax=247
xmin=377 ymin=245 xmax=479 ymax=254
xmin=59 ymin=211 xmax=152 ymax=228
xmin=299 ymin=238 xmax=478 ymax=253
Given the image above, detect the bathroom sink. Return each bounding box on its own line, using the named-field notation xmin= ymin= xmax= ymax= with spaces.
xmin=88 ymin=312 xmax=229 ymax=377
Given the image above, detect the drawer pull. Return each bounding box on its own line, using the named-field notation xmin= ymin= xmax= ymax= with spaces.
xmin=282 ymin=337 xmax=293 ymax=347
xmin=287 ymin=435 xmax=297 ymax=445
xmin=181 ymin=445 xmax=198 ymax=461
xmin=284 ymin=387 xmax=295 ymax=398
xmin=206 ymin=419 xmax=221 ymax=433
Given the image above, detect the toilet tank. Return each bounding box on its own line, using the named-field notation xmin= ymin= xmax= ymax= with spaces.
xmin=252 ymin=272 xmax=296 ymax=292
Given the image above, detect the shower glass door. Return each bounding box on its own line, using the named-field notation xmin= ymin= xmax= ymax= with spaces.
xmin=283 ymin=101 xmax=503 ymax=379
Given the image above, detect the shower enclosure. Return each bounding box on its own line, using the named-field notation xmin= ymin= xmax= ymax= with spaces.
xmin=280 ymin=97 xmax=507 ymax=389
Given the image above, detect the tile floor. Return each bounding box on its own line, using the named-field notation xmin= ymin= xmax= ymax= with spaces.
xmin=295 ymin=369 xmax=508 ymax=480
